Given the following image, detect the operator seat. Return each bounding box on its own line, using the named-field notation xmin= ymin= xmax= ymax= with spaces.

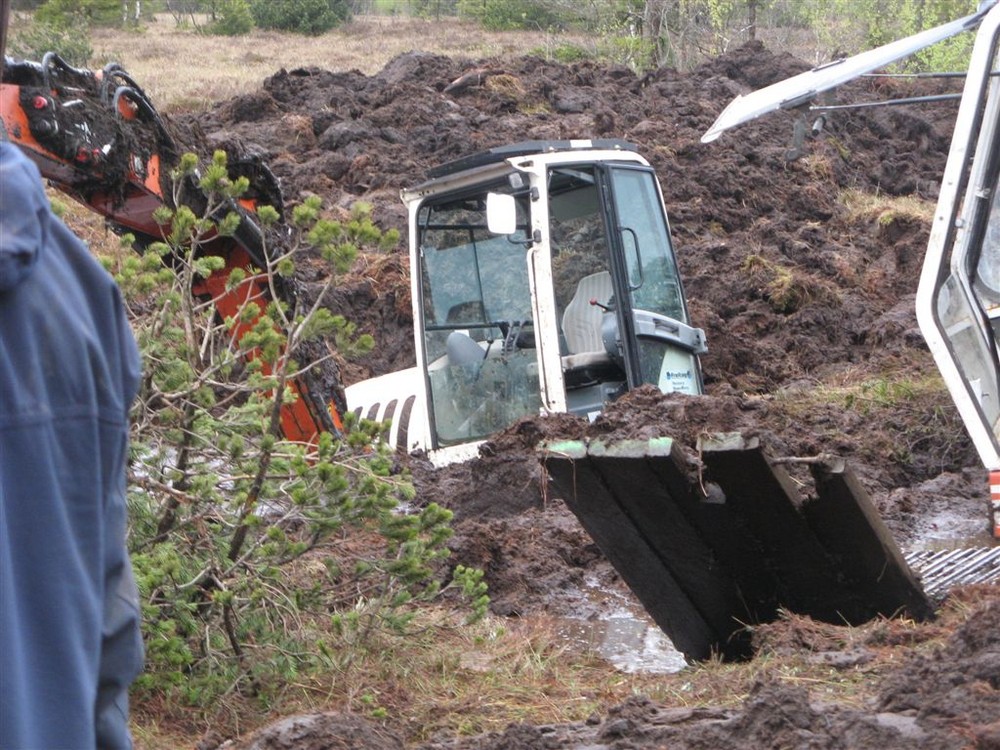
xmin=561 ymin=271 xmax=614 ymax=370
xmin=447 ymin=330 xmax=485 ymax=371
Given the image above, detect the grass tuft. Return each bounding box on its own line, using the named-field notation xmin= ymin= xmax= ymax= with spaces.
xmin=839 ymin=188 xmax=936 ymax=226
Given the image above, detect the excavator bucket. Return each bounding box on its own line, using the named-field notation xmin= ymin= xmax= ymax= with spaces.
xmin=542 ymin=434 xmax=932 ymax=662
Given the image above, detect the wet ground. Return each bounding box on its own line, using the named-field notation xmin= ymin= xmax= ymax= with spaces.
xmin=239 ymin=588 xmax=1000 ymax=750
xmin=169 ymin=41 xmax=1000 ymax=749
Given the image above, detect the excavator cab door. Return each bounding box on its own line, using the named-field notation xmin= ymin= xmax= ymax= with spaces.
xmin=600 ymin=164 xmax=707 ymax=393
xmin=545 ymin=160 xmax=705 ymax=419
xmin=917 ymin=3 xmax=1000 ymax=471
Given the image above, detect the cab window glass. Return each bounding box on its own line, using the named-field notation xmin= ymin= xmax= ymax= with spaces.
xmin=609 ymin=168 xmax=686 ymax=323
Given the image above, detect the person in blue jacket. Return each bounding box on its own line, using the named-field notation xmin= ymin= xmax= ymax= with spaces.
xmin=0 ymin=3 xmax=145 ymax=745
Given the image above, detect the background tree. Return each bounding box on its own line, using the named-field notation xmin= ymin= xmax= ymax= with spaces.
xmin=249 ymin=0 xmax=350 ymax=34
xmin=35 ymin=0 xmax=120 ymax=26
xmin=795 ymin=0 xmax=977 ymax=70
xmin=456 ymin=0 xmax=568 ymax=31
xmin=206 ymin=0 xmax=253 ymax=34
xmin=7 ymin=13 xmax=93 ymax=62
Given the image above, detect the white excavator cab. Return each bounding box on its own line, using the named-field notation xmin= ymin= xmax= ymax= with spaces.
xmin=408 ymin=140 xmax=706 ymax=456
xmin=346 ymin=140 xmax=705 ymax=465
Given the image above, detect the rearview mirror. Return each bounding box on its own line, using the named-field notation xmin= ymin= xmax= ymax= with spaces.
xmin=486 ymin=193 xmax=517 ymax=235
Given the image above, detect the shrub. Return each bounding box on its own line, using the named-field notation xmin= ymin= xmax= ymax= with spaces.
xmin=548 ymin=43 xmax=592 ymax=63
xmin=248 ymin=0 xmax=350 ymax=35
xmin=457 ymin=0 xmax=565 ymax=31
xmin=7 ymin=18 xmax=93 ymax=64
xmin=206 ymin=0 xmax=254 ymax=35
xmin=35 ymin=0 xmax=119 ymax=27
xmin=798 ymin=0 xmax=974 ymax=72
xmin=411 ymin=0 xmax=458 ymax=19
xmin=109 ymin=152 xmax=487 ymax=708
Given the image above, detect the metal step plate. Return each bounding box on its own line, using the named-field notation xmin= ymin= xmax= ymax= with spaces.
xmin=905 ymin=547 xmax=1000 ymax=599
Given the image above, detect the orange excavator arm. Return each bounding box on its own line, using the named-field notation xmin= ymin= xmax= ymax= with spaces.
xmin=1 ymin=53 xmax=344 ymax=442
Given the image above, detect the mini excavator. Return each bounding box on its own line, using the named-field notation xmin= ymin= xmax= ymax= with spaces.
xmin=0 ymin=54 xmax=707 ymax=467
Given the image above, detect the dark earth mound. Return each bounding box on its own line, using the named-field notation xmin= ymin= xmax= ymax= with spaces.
xmin=173 ymin=40 xmax=957 ymax=389
xmin=179 ymin=40 xmax=999 ymax=749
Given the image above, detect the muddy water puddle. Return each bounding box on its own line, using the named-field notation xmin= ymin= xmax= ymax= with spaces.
xmin=908 ymin=508 xmax=998 ymax=552
xmin=553 ymin=614 xmax=688 ymax=674
xmin=552 ymin=574 xmax=687 ymax=674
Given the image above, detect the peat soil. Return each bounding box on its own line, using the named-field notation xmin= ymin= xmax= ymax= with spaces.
xmin=174 ymin=42 xmax=1000 ymax=749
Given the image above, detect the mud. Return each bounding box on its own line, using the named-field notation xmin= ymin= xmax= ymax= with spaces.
xmin=173 ymin=41 xmax=958 ymax=387
xmin=174 ymin=40 xmax=1000 ymax=749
